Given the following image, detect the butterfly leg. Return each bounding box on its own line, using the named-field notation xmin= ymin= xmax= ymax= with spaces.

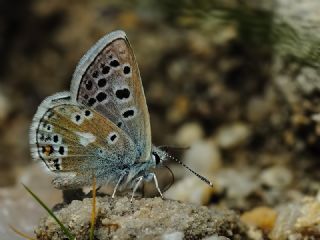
xmin=112 ymin=173 xmax=126 ymax=198
xmin=149 ymin=173 xmax=164 ymax=199
xmin=130 ymin=176 xmax=143 ymax=202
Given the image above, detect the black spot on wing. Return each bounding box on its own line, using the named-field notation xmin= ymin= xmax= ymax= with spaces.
xmin=123 ymin=66 xmax=131 ymax=75
xmin=110 ymin=60 xmax=120 ymax=67
xmin=88 ymin=98 xmax=96 ymax=106
xmin=96 ymin=92 xmax=107 ymax=102
xmin=53 ymin=135 xmax=59 ymax=143
xmin=85 ymin=110 xmax=91 ymax=116
xmin=92 ymin=71 xmax=99 ymax=78
xmin=122 ymin=109 xmax=135 ymax=118
xmin=98 ymin=78 xmax=107 ymax=88
xmin=75 ymin=114 xmax=81 ymax=122
xmin=102 ymin=66 xmax=110 ymax=74
xmin=85 ymin=80 xmax=93 ymax=90
xmin=110 ymin=134 xmax=117 ymax=141
xmin=59 ymin=146 xmax=65 ymax=155
xmin=54 ymin=164 xmax=60 ymax=170
xmin=115 ymin=88 xmax=130 ymax=100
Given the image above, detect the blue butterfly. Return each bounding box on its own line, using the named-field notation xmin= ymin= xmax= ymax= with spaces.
xmin=30 ymin=30 xmax=212 ymax=201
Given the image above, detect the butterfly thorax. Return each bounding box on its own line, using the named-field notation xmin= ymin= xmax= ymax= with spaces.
xmin=118 ymin=146 xmax=166 ymax=187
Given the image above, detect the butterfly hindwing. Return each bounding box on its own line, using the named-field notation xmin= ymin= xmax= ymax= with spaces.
xmin=30 ymin=92 xmax=137 ymax=186
xmin=70 ymin=31 xmax=152 ymax=162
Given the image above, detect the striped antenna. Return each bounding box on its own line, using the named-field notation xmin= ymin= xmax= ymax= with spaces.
xmin=165 ymin=153 xmax=213 ymax=187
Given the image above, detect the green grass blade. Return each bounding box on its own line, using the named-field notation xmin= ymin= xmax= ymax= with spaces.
xmin=22 ymin=184 xmax=75 ymax=240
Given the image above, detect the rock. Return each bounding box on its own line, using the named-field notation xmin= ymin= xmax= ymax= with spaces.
xmin=35 ymin=196 xmax=248 ymax=240
xmin=184 ymin=139 xmax=222 ymax=174
xmin=270 ymin=197 xmax=320 ymax=239
xmin=241 ymin=206 xmax=277 ymax=232
xmin=164 ymin=176 xmax=215 ymax=205
xmin=161 ymin=231 xmax=184 ymax=240
xmin=216 ymin=123 xmax=251 ymax=149
xmin=260 ymin=166 xmax=293 ymax=189
xmin=216 ymin=169 xmax=258 ymax=202
xmin=174 ymin=122 xmax=204 ymax=146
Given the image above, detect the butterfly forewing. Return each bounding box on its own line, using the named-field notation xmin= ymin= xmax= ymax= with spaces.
xmin=70 ymin=31 xmax=151 ymax=162
xmin=30 ymin=93 xmax=137 ymax=177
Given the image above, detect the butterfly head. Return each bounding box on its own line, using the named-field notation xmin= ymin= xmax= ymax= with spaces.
xmin=150 ymin=146 xmax=167 ymax=167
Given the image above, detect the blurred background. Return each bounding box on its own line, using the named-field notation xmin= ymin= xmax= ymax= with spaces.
xmin=1 ymin=0 xmax=320 ymax=239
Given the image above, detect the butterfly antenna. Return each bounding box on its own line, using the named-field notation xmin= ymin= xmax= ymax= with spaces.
xmin=165 ymin=153 xmax=213 ymax=187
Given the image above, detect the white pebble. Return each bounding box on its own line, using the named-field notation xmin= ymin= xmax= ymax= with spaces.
xmin=260 ymin=166 xmax=293 ymax=189
xmin=184 ymin=139 xmax=222 ymax=174
xmin=216 ymin=123 xmax=251 ymax=149
xmin=175 ymin=122 xmax=204 ymax=146
xmin=162 ymin=231 xmax=184 ymax=240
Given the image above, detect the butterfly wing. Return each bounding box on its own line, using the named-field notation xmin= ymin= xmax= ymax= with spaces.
xmin=70 ymin=30 xmax=151 ymax=162
xmin=30 ymin=92 xmax=137 ymax=188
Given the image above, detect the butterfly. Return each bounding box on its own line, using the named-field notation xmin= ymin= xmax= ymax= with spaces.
xmin=29 ymin=30 xmax=212 ymax=201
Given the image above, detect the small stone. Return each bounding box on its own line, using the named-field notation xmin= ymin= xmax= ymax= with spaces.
xmin=246 ymin=226 xmax=263 ymax=240
xmin=241 ymin=206 xmax=277 ymax=232
xmin=311 ymin=113 xmax=320 ymax=122
xmin=216 ymin=123 xmax=251 ymax=149
xmin=175 ymin=122 xmax=204 ymax=146
xmin=295 ymin=197 xmax=320 ymax=230
xmin=270 ymin=197 xmax=320 ymax=239
xmin=164 ymin=176 xmax=215 ymax=205
xmin=161 ymin=231 xmax=184 ymax=240
xmin=216 ymin=169 xmax=258 ymax=200
xmin=184 ymin=139 xmax=222 ymax=174
xmin=260 ymin=166 xmax=293 ymax=189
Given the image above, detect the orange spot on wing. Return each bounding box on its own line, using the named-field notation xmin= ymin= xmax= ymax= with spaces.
xmin=44 ymin=145 xmax=54 ymax=156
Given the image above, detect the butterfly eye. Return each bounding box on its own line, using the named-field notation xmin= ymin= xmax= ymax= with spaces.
xmin=152 ymin=152 xmax=161 ymax=165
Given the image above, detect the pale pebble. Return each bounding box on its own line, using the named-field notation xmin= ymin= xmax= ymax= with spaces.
xmin=161 ymin=231 xmax=184 ymax=240
xmin=164 ymin=176 xmax=215 ymax=205
xmin=216 ymin=123 xmax=251 ymax=149
xmin=184 ymin=139 xmax=222 ymax=174
xmin=260 ymin=166 xmax=293 ymax=189
xmin=175 ymin=122 xmax=204 ymax=146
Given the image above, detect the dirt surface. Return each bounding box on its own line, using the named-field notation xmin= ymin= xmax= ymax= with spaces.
xmin=36 ymin=196 xmax=248 ymax=240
